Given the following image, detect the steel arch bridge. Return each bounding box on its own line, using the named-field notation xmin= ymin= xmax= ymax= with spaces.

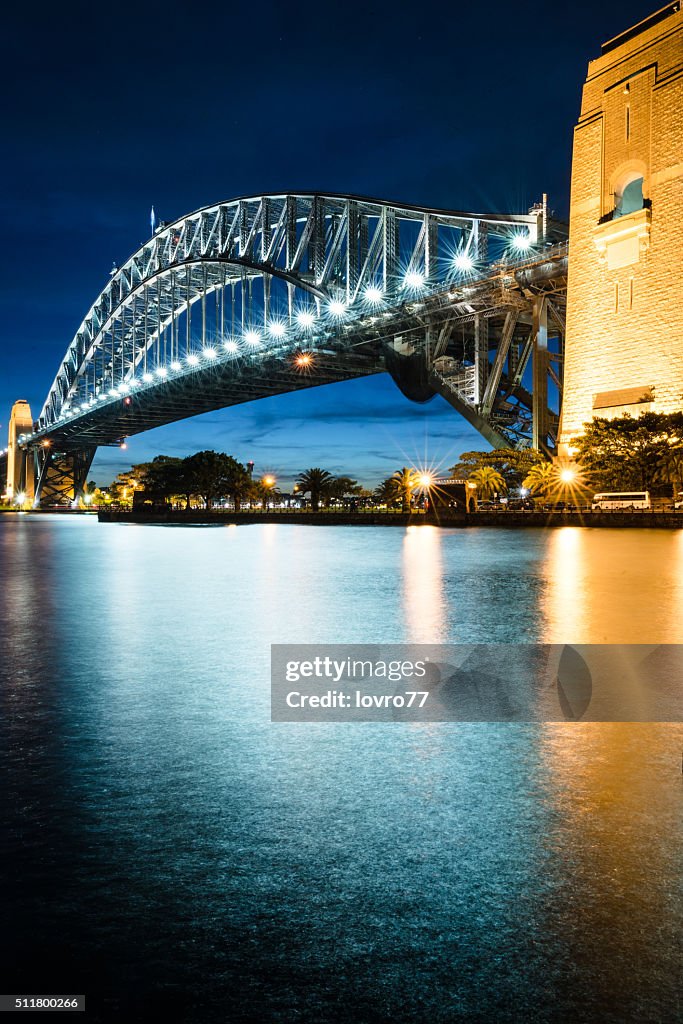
xmin=4 ymin=192 xmax=568 ymax=506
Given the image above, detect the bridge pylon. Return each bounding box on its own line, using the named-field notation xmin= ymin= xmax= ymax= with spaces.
xmin=6 ymin=401 xmax=35 ymax=505
xmin=559 ymin=3 xmax=683 ymax=449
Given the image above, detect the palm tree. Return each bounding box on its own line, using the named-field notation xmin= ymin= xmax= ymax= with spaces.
xmin=523 ymin=461 xmax=554 ymax=496
xmin=469 ymin=466 xmax=506 ymax=501
xmin=655 ymin=446 xmax=683 ymax=501
xmin=296 ymin=468 xmax=334 ymax=511
xmin=391 ymin=467 xmax=420 ymax=512
xmin=373 ymin=477 xmax=400 ymax=508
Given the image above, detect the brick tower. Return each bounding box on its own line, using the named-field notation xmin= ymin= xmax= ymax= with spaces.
xmin=558 ymin=3 xmax=683 ymax=453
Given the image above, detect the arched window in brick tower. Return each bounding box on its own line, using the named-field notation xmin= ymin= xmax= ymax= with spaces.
xmin=614 ymin=175 xmax=644 ymax=217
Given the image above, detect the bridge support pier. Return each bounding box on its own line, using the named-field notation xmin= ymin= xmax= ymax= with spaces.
xmin=6 ymin=401 xmax=35 ymax=504
xmin=34 ymin=447 xmax=96 ymax=507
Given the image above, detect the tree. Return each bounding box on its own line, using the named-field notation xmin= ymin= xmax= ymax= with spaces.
xmin=571 ymin=413 xmax=683 ymax=492
xmin=327 ymin=476 xmax=361 ymax=505
xmin=523 ymin=462 xmax=555 ymax=496
xmin=469 ymin=466 xmax=506 ymax=500
xmin=230 ymin=463 xmax=252 ymax=511
xmin=450 ymin=448 xmax=545 ymax=489
xmin=297 ymin=468 xmax=334 ymax=511
xmin=391 ymin=467 xmax=419 ymax=512
xmin=251 ymin=475 xmax=280 ymax=509
xmin=655 ymin=446 xmax=683 ymax=501
xmin=373 ymin=477 xmax=401 ymax=508
xmin=108 ymin=469 xmax=143 ymax=508
xmin=183 ymin=451 xmax=251 ymax=509
xmin=136 ymin=456 xmax=188 ymax=506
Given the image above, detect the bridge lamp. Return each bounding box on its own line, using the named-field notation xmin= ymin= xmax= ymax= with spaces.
xmin=170 ymin=361 xmax=182 ymax=371
xmin=143 ymin=372 xmax=154 ymax=382
xmin=156 ymin=367 xmax=168 ymax=377
xmin=99 ymin=393 xmax=108 ymax=400
xmin=328 ymin=299 xmax=347 ymax=318
xmin=294 ymin=352 xmax=313 ymax=368
xmin=186 ymin=354 xmax=200 ymax=366
xmin=404 ymin=271 xmax=424 ymax=290
xmin=296 ymin=310 xmax=315 ymax=328
xmin=203 ymin=347 xmax=218 ymax=359
xmin=364 ymin=286 xmax=383 ymax=305
xmin=511 ymin=233 xmax=532 ymax=252
xmin=245 ymin=330 xmax=261 ymax=346
xmin=120 ymin=442 xmax=127 ymax=450
xmin=108 ymin=389 xmax=119 ymax=397
xmin=15 ymin=491 xmax=26 ymax=506
xmin=268 ymin=321 xmax=287 ymax=338
xmin=453 ymin=253 xmax=473 ymax=271
xmin=224 ymin=339 xmax=239 ymax=353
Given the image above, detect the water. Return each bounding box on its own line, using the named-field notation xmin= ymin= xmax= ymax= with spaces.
xmin=1 ymin=516 xmax=682 ymax=1022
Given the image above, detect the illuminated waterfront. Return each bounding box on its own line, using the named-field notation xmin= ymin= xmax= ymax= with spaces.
xmin=1 ymin=516 xmax=682 ymax=1022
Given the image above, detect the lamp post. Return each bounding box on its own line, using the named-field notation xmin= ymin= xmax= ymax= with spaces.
xmin=261 ymin=475 xmax=276 ymax=511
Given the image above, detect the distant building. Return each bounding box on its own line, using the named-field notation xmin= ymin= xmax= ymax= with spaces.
xmin=430 ymin=477 xmax=470 ymax=512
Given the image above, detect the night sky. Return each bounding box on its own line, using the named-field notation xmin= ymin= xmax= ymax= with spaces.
xmin=1 ymin=0 xmax=656 ymax=487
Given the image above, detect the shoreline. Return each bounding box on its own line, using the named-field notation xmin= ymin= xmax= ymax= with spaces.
xmin=92 ymin=508 xmax=683 ymax=528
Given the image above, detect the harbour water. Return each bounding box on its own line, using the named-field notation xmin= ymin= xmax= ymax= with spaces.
xmin=1 ymin=515 xmax=681 ymax=1022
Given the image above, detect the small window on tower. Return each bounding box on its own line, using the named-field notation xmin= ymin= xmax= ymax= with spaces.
xmin=614 ymin=177 xmax=644 ymax=217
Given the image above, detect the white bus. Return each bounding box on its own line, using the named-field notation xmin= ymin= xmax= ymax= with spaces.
xmin=591 ymin=491 xmax=651 ymax=511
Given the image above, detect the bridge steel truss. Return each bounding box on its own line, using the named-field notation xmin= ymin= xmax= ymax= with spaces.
xmin=15 ymin=193 xmax=567 ymax=505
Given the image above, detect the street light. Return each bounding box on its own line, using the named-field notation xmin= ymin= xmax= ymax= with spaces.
xmin=261 ymin=475 xmax=276 ymax=511
xmin=560 ymin=468 xmax=576 ymax=484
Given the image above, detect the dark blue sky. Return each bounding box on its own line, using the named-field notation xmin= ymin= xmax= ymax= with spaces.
xmin=1 ymin=0 xmax=656 ymax=486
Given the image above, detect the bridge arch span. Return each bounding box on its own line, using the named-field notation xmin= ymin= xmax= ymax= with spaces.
xmin=9 ymin=192 xmax=567 ymax=505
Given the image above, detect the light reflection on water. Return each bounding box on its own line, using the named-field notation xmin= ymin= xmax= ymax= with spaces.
xmin=402 ymin=525 xmax=446 ymax=642
xmin=542 ymin=526 xmax=683 ymax=643
xmin=0 ymin=515 xmax=681 ymax=1023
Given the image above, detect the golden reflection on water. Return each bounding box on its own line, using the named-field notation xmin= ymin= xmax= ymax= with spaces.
xmin=539 ymin=529 xmax=683 ymax=1008
xmin=402 ymin=525 xmax=446 ymax=643
xmin=538 ymin=719 xmax=683 ymax=1009
xmin=542 ymin=528 xmax=683 ymax=643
